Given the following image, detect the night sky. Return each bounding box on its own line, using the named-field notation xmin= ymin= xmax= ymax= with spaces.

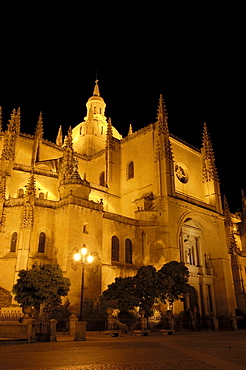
xmin=0 ymin=6 xmax=244 ymax=212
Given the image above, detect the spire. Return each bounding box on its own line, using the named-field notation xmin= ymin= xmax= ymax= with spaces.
xmin=31 ymin=112 xmax=43 ymax=166
xmin=25 ymin=173 xmax=36 ymax=197
xmin=65 ymin=126 xmax=73 ymax=149
xmin=157 ymin=94 xmax=169 ymax=135
xmin=223 ymin=195 xmax=233 ymax=227
xmin=0 ymin=108 xmax=19 ymax=161
xmin=93 ymin=79 xmax=100 ymax=96
xmin=34 ymin=112 xmax=43 ymax=140
xmin=7 ymin=108 xmax=16 ymax=132
xmin=56 ymin=125 xmax=63 ymax=147
xmin=128 ymin=124 xmax=133 ymax=136
xmin=5 ymin=108 xmax=21 ymax=136
xmin=15 ymin=107 xmax=21 ymax=136
xmin=202 ymin=122 xmax=219 ymax=182
xmin=156 ymin=94 xmax=173 ymax=160
xmin=59 ymin=126 xmax=74 ymax=182
xmin=155 ymin=95 xmax=175 ymax=197
xmin=106 ymin=117 xmax=115 ymax=150
xmin=241 ymin=189 xmax=246 ymax=233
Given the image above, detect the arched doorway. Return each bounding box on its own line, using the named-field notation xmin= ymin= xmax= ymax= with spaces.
xmin=189 ymin=286 xmax=199 ymax=310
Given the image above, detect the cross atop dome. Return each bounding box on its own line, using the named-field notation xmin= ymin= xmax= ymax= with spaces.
xmin=93 ymin=79 xmax=100 ymax=96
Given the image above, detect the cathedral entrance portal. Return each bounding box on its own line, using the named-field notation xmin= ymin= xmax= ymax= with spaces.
xmin=189 ymin=286 xmax=199 ymax=310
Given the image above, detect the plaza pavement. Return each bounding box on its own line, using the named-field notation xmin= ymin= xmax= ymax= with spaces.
xmin=0 ymin=330 xmax=246 ymax=370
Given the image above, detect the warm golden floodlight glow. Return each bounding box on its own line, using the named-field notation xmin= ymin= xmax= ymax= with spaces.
xmin=81 ymin=246 xmax=87 ymax=255
xmin=74 ymin=253 xmax=81 ymax=261
xmin=87 ymin=255 xmax=94 ymax=263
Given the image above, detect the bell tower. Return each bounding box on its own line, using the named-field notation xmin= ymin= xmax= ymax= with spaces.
xmin=72 ymin=80 xmax=107 ymax=156
xmin=85 ymin=79 xmax=107 ymax=128
xmin=72 ymin=80 xmax=121 ymax=157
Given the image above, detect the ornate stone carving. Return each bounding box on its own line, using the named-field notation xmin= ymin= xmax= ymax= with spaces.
xmin=0 ymin=210 xmax=6 ymax=232
xmin=20 ymin=202 xmax=34 ymax=229
xmin=0 ymin=108 xmax=20 ymax=161
xmin=25 ymin=174 xmax=36 ymax=197
xmin=202 ymin=123 xmax=219 ymax=183
xmin=0 ymin=175 xmax=6 ymax=200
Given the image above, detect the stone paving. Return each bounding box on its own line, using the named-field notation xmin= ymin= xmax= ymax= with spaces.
xmin=0 ymin=330 xmax=246 ymax=370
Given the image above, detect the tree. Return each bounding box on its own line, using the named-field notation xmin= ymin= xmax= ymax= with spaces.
xmin=102 ymin=276 xmax=139 ymax=312
xmin=12 ymin=264 xmax=70 ymax=316
xmin=102 ymin=266 xmax=162 ymax=316
xmin=102 ymin=262 xmax=189 ymax=316
xmin=157 ymin=261 xmax=189 ymax=301
xmin=133 ymin=265 xmax=160 ymax=316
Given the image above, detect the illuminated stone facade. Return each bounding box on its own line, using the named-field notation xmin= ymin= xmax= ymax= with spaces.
xmin=0 ymin=81 xmax=246 ymax=317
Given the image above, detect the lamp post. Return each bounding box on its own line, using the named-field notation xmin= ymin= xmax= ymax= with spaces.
xmin=74 ymin=245 xmax=94 ymax=321
xmin=73 ymin=245 xmax=94 ymax=340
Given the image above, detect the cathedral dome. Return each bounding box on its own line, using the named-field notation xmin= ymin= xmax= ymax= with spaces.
xmin=88 ymin=95 xmax=104 ymax=102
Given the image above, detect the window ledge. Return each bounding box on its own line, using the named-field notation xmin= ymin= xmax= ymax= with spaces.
xmin=34 ymin=252 xmax=48 ymax=259
xmin=3 ymin=252 xmax=17 ymax=258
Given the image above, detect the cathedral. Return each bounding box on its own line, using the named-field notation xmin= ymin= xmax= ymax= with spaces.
xmin=0 ymin=81 xmax=246 ymax=318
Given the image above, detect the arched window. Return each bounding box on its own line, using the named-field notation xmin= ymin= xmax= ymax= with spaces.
xmin=38 ymin=232 xmax=46 ymax=253
xmin=18 ymin=189 xmax=24 ymax=198
xmin=99 ymin=171 xmax=105 ymax=187
xmin=10 ymin=232 xmax=18 ymax=252
xmin=127 ymin=161 xmax=134 ymax=179
xmin=125 ymin=238 xmax=132 ymax=264
xmin=111 ymin=236 xmax=119 ymax=262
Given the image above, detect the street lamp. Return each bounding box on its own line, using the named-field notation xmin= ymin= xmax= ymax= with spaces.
xmin=74 ymin=245 xmax=94 ymax=322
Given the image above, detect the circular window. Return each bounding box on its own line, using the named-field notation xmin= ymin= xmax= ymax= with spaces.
xmin=175 ymin=163 xmax=189 ymax=183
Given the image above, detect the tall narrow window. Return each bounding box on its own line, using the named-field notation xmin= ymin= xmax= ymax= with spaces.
xmin=83 ymin=224 xmax=88 ymax=234
xmin=127 ymin=161 xmax=134 ymax=179
xmin=207 ymin=285 xmax=213 ymax=312
xmin=38 ymin=232 xmax=46 ymax=253
xmin=141 ymin=231 xmax=146 ymax=258
xmin=195 ymin=237 xmax=200 ymax=266
xmin=99 ymin=171 xmax=105 ymax=186
xmin=125 ymin=238 xmax=132 ymax=264
xmin=10 ymin=232 xmax=18 ymax=252
xmin=111 ymin=236 xmax=119 ymax=262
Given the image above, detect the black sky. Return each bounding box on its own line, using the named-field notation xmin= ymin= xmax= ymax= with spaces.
xmin=0 ymin=5 xmax=244 ymax=212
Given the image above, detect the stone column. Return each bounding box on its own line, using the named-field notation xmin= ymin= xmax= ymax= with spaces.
xmin=49 ymin=319 xmax=57 ymax=342
xmin=210 ymin=284 xmax=217 ymax=315
xmin=68 ymin=308 xmax=78 ymax=336
xmin=74 ymin=321 xmax=87 ymax=341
